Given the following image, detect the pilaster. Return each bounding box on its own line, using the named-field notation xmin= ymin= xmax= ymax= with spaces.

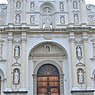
xmin=83 ymin=32 xmax=92 ymax=89
xmin=68 ymin=0 xmax=74 ymax=25
xmin=6 ymin=32 xmax=13 ymax=89
xmin=9 ymin=0 xmax=14 ymax=24
xmin=20 ymin=32 xmax=27 ymax=90
xmin=0 ymin=40 xmax=4 ymax=60
xmin=22 ymin=0 xmax=26 ymax=24
xmin=69 ymin=32 xmax=78 ymax=89
xmin=80 ymin=0 xmax=87 ymax=25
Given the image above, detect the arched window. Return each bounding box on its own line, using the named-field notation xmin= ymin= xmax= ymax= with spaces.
xmin=0 ymin=76 xmax=1 ymax=95
xmin=37 ymin=64 xmax=60 ymax=95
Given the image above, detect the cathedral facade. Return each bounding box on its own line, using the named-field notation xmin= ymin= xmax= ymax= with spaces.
xmin=0 ymin=0 xmax=95 ymax=95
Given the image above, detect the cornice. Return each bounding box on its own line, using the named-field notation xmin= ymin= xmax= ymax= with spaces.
xmin=0 ymin=27 xmax=95 ymax=34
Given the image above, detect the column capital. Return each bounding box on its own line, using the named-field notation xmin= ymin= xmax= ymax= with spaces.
xmin=21 ymin=32 xmax=27 ymax=42
xmin=8 ymin=32 xmax=13 ymax=42
xmin=69 ymin=32 xmax=75 ymax=43
xmin=83 ymin=38 xmax=88 ymax=43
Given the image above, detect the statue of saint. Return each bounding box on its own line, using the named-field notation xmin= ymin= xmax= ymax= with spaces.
xmin=45 ymin=46 xmax=50 ymax=53
xmin=14 ymin=46 xmax=20 ymax=60
xmin=60 ymin=2 xmax=64 ymax=10
xmin=15 ymin=14 xmax=21 ymax=24
xmin=16 ymin=1 xmax=21 ymax=8
xmin=45 ymin=18 xmax=50 ymax=28
xmin=78 ymin=70 xmax=84 ymax=83
xmin=76 ymin=46 xmax=82 ymax=60
xmin=73 ymin=1 xmax=78 ymax=9
xmin=30 ymin=2 xmax=34 ymax=10
xmin=60 ymin=16 xmax=65 ymax=24
xmin=13 ymin=69 xmax=20 ymax=84
xmin=74 ymin=14 xmax=79 ymax=24
xmin=30 ymin=16 xmax=35 ymax=24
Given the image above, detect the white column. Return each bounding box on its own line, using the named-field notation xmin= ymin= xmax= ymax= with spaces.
xmin=9 ymin=0 xmax=14 ymax=23
xmin=68 ymin=0 xmax=74 ymax=24
xmin=22 ymin=0 xmax=26 ymax=24
xmin=83 ymin=32 xmax=92 ymax=89
xmin=6 ymin=32 xmax=13 ymax=89
xmin=80 ymin=0 xmax=87 ymax=24
xmin=69 ymin=32 xmax=78 ymax=89
xmin=21 ymin=32 xmax=27 ymax=90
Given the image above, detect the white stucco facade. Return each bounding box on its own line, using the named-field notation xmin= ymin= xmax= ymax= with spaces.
xmin=0 ymin=0 xmax=95 ymax=95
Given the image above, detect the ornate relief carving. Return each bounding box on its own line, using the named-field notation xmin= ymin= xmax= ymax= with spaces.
xmin=0 ymin=4 xmax=7 ymax=25
xmin=29 ymin=42 xmax=66 ymax=58
xmin=44 ymin=34 xmax=52 ymax=40
xmin=13 ymin=68 xmax=20 ymax=85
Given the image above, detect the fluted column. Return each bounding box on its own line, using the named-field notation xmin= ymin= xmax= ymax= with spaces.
xmin=69 ymin=32 xmax=77 ymax=88
xmin=22 ymin=0 xmax=26 ymax=24
xmin=21 ymin=32 xmax=27 ymax=89
xmin=80 ymin=0 xmax=87 ymax=24
xmin=6 ymin=32 xmax=13 ymax=89
xmin=9 ymin=0 xmax=14 ymax=23
xmin=68 ymin=0 xmax=74 ymax=24
xmin=83 ymin=32 xmax=92 ymax=89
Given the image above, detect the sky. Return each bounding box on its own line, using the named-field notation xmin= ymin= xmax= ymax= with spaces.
xmin=0 ymin=0 xmax=95 ymax=5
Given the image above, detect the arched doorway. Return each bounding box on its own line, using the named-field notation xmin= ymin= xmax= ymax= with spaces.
xmin=28 ymin=42 xmax=68 ymax=95
xmin=37 ymin=64 xmax=60 ymax=95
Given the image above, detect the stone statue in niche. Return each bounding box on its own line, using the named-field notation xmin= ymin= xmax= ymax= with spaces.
xmin=13 ymin=69 xmax=20 ymax=85
xmin=73 ymin=1 xmax=78 ymax=9
xmin=30 ymin=1 xmax=34 ymax=10
xmin=14 ymin=46 xmax=20 ymax=60
xmin=45 ymin=45 xmax=50 ymax=53
xmin=88 ymin=15 xmax=95 ymax=25
xmin=16 ymin=1 xmax=21 ymax=8
xmin=45 ymin=18 xmax=50 ymax=28
xmin=60 ymin=16 xmax=65 ymax=24
xmin=30 ymin=15 xmax=35 ymax=24
xmin=76 ymin=46 xmax=82 ymax=60
xmin=15 ymin=14 xmax=21 ymax=24
xmin=74 ymin=14 xmax=79 ymax=24
xmin=60 ymin=2 xmax=64 ymax=11
xmin=78 ymin=70 xmax=84 ymax=84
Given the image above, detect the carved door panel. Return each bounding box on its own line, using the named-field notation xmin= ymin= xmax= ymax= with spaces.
xmin=37 ymin=64 xmax=60 ymax=95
